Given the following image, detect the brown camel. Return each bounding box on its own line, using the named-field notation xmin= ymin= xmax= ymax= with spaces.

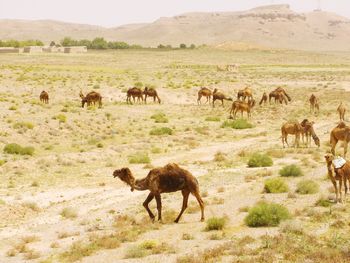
xmin=79 ymin=91 xmax=102 ymax=108
xmin=113 ymin=163 xmax=205 ymax=223
xmin=212 ymin=88 xmax=232 ymax=107
xmin=300 ymin=119 xmax=320 ymax=148
xmin=325 ymin=154 xmax=350 ymax=203
xmin=126 ymin=87 xmax=143 ymax=104
xmin=144 ymin=87 xmax=161 ymax=104
xmin=281 ymin=119 xmax=319 ymax=148
xmin=330 ymin=122 xmax=350 ymax=157
xmin=269 ymin=87 xmax=291 ymax=105
xmin=39 ymin=90 xmax=49 ymax=104
xmin=337 ymin=102 xmax=346 ymax=121
xmin=309 ymin=94 xmax=319 ymax=114
xmin=197 ymin=87 xmax=212 ymax=105
xmin=229 ymin=99 xmax=255 ymax=119
xmin=237 ymin=87 xmax=253 ymax=101
xmin=259 ymin=92 xmax=268 ymax=106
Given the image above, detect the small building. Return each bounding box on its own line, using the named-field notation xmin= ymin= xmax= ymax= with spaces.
xmin=42 ymin=46 xmax=63 ymax=53
xmin=64 ymin=46 xmax=87 ymax=54
xmin=23 ymin=46 xmax=43 ymax=53
xmin=0 ymin=47 xmax=20 ymax=53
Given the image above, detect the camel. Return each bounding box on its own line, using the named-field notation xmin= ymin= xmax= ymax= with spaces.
xmin=39 ymin=90 xmax=49 ymax=104
xmin=113 ymin=163 xmax=205 ymax=223
xmin=197 ymin=87 xmax=212 ymax=105
xmin=126 ymin=87 xmax=143 ymax=104
xmin=309 ymin=94 xmax=319 ymax=114
xmin=325 ymin=154 xmax=350 ymax=203
xmin=237 ymin=87 xmax=253 ymax=101
xmin=269 ymin=87 xmax=291 ymax=105
xmin=229 ymin=99 xmax=255 ymax=119
xmin=79 ymin=91 xmax=102 ymax=108
xmin=212 ymin=88 xmax=232 ymax=107
xmin=259 ymin=92 xmax=268 ymax=106
xmin=144 ymin=87 xmax=161 ymax=104
xmin=300 ymin=119 xmax=320 ymax=148
xmin=330 ymin=122 xmax=350 ymax=157
xmin=337 ymin=102 xmax=346 ymax=121
xmin=281 ymin=119 xmax=319 ymax=148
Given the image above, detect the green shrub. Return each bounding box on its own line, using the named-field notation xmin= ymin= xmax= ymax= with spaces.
xmin=149 ymin=127 xmax=173 ymax=136
xmin=125 ymin=246 xmax=147 ymax=258
xmin=244 ymin=201 xmax=291 ymax=227
xmin=13 ymin=122 xmax=34 ymax=130
xmin=205 ymin=217 xmax=226 ymax=231
xmin=315 ymin=197 xmax=332 ymax=207
xmin=9 ymin=105 xmax=17 ymax=110
xmin=264 ymin=178 xmax=289 ymax=193
xmin=221 ymin=119 xmax=253 ymax=129
xmin=4 ymin=143 xmax=34 ymax=156
xmin=205 ymin=116 xmax=220 ymax=122
xmin=0 ymin=159 xmax=6 ymax=166
xmin=151 ymin=113 xmax=168 ymax=123
xmin=60 ymin=207 xmax=78 ymax=219
xmin=248 ymin=153 xmax=273 ymax=167
xmin=128 ymin=152 xmax=151 ymax=164
xmin=53 ymin=114 xmax=67 ymax=124
xmin=296 ymin=180 xmax=319 ymax=195
xmin=279 ymin=164 xmax=303 ymax=177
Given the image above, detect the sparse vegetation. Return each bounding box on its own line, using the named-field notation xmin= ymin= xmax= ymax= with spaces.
xmin=221 ymin=119 xmax=253 ymax=129
xmin=128 ymin=152 xmax=151 ymax=164
xmin=248 ymin=153 xmax=273 ymax=167
xmin=205 ymin=217 xmax=227 ymax=231
xmin=296 ymin=180 xmax=319 ymax=194
xmin=150 ymin=127 xmax=173 ymax=135
xmin=4 ymin=143 xmax=35 ymax=155
xmin=264 ymin=178 xmax=289 ymax=193
xmin=60 ymin=207 xmax=78 ymax=219
xmin=279 ymin=164 xmax=304 ymax=177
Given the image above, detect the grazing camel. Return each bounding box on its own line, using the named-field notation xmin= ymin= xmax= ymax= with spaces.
xmin=309 ymin=94 xmax=319 ymax=114
xmin=39 ymin=90 xmax=49 ymax=104
xmin=212 ymin=88 xmax=232 ymax=107
xmin=143 ymin=87 xmax=161 ymax=104
xmin=197 ymin=87 xmax=212 ymax=105
xmin=330 ymin=122 xmax=350 ymax=157
xmin=237 ymin=87 xmax=253 ymax=101
xmin=259 ymin=92 xmax=268 ymax=106
xmin=300 ymin=119 xmax=320 ymax=147
xmin=269 ymin=87 xmax=291 ymax=105
xmin=79 ymin=91 xmax=102 ymax=108
xmin=281 ymin=119 xmax=319 ymax=148
xmin=113 ymin=163 xmax=205 ymax=223
xmin=126 ymin=87 xmax=143 ymax=104
xmin=229 ymin=99 xmax=256 ymax=119
xmin=337 ymin=102 xmax=346 ymax=121
xmin=325 ymin=154 xmax=350 ymax=203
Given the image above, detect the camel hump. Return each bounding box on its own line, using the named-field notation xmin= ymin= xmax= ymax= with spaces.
xmin=337 ymin=122 xmax=347 ymax=128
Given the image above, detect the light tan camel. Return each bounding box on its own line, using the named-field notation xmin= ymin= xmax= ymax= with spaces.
xmin=126 ymin=87 xmax=143 ymax=104
xmin=197 ymin=87 xmax=212 ymax=105
xmin=39 ymin=90 xmax=49 ymax=104
xmin=337 ymin=102 xmax=346 ymax=121
xmin=330 ymin=122 xmax=350 ymax=157
xmin=325 ymin=154 xmax=350 ymax=203
xmin=309 ymin=94 xmax=319 ymax=114
xmin=79 ymin=91 xmax=102 ymax=108
xmin=229 ymin=99 xmax=255 ymax=119
xmin=281 ymin=119 xmax=319 ymax=148
xmin=113 ymin=163 xmax=205 ymax=223
xmin=259 ymin=92 xmax=268 ymax=106
xmin=237 ymin=87 xmax=253 ymax=101
xmin=144 ymin=87 xmax=161 ymax=104
xmin=300 ymin=119 xmax=320 ymax=148
xmin=212 ymin=88 xmax=232 ymax=107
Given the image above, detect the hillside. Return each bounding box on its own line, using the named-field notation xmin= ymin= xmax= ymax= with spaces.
xmin=1 ymin=4 xmax=350 ymax=51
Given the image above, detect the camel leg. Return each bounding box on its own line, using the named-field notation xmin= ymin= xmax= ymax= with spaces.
xmin=193 ymin=191 xmax=205 ymax=222
xmin=155 ymin=194 xmax=162 ymax=222
xmin=143 ymin=193 xmax=155 ymax=221
xmin=174 ymin=190 xmax=190 ymax=223
xmin=144 ymin=95 xmax=147 ymax=104
xmin=344 ymin=141 xmax=348 ymax=157
xmin=344 ymin=176 xmax=348 ymax=203
xmin=221 ymin=100 xmax=224 ymax=107
xmin=197 ymin=95 xmax=201 ymax=105
xmin=331 ymin=140 xmax=337 ymax=156
xmin=153 ymin=96 xmax=156 ymax=103
xmin=339 ymin=179 xmax=343 ymax=203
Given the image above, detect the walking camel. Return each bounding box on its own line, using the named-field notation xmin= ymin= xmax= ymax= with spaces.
xmin=79 ymin=91 xmax=102 ymax=108
xmin=126 ymin=87 xmax=143 ymax=104
xmin=337 ymin=102 xmax=346 ymax=121
xmin=237 ymin=87 xmax=253 ymax=101
xmin=229 ymin=99 xmax=255 ymax=119
xmin=143 ymin=87 xmax=161 ymax=104
xmin=39 ymin=90 xmax=49 ymax=104
xmin=259 ymin=92 xmax=268 ymax=106
xmin=330 ymin=122 xmax=350 ymax=157
xmin=212 ymin=88 xmax=232 ymax=107
xmin=197 ymin=87 xmax=212 ymax=105
xmin=309 ymin=94 xmax=319 ymax=114
xmin=113 ymin=163 xmax=205 ymax=223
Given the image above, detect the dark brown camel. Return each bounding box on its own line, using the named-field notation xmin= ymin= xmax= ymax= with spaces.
xmin=269 ymin=87 xmax=291 ymax=105
xmin=144 ymin=87 xmax=161 ymax=104
xmin=309 ymin=94 xmax=319 ymax=114
xmin=330 ymin=122 xmax=350 ymax=157
xmin=229 ymin=99 xmax=255 ymax=119
xmin=40 ymin=90 xmax=49 ymax=104
xmin=212 ymin=88 xmax=232 ymax=107
xmin=79 ymin=91 xmax=102 ymax=108
xmin=337 ymin=102 xmax=346 ymax=121
xmin=259 ymin=92 xmax=267 ymax=106
xmin=237 ymin=87 xmax=253 ymax=101
xmin=197 ymin=87 xmax=212 ymax=105
xmin=126 ymin=87 xmax=143 ymax=104
xmin=113 ymin=163 xmax=205 ymax=223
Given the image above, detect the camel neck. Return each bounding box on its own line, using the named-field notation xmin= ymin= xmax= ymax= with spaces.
xmin=134 ymin=178 xmax=149 ymax=191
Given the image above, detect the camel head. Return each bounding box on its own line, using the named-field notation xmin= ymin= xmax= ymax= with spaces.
xmin=213 ymin=88 xmax=218 ymax=94
xmin=79 ymin=90 xmax=84 ymax=99
xmin=324 ymin=153 xmax=335 ymax=165
xmin=113 ymin=168 xmax=136 ymax=192
xmin=143 ymin=87 xmax=148 ymax=93
xmin=313 ymin=135 xmax=320 ymax=148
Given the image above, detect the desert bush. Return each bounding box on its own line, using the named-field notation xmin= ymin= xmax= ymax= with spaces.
xmin=279 ymin=164 xmax=303 ymax=177
xmin=9 ymin=105 xmax=17 ymax=110
xmin=151 ymin=112 xmax=168 ymax=123
xmin=248 ymin=153 xmax=273 ymax=167
xmin=22 ymin=202 xmax=40 ymax=212
xmin=150 ymin=127 xmax=173 ymax=135
xmin=280 ymin=219 xmax=304 ymax=235
xmin=205 ymin=217 xmax=226 ymax=231
xmin=315 ymin=197 xmax=332 ymax=207
xmin=125 ymin=245 xmax=147 ymax=258
xmin=13 ymin=121 xmax=34 ymax=130
xmin=245 ymin=201 xmax=291 ymax=227
xmin=296 ymin=180 xmax=319 ymax=194
xmin=264 ymin=178 xmax=289 ymax=193
xmin=221 ymin=119 xmax=253 ymax=129
xmin=0 ymin=159 xmax=6 ymax=166
xmin=205 ymin=116 xmax=220 ymax=122
xmin=4 ymin=143 xmax=34 ymax=156
xmin=128 ymin=152 xmax=151 ymax=164
xmin=53 ymin=114 xmax=67 ymax=124
xmin=60 ymin=207 xmax=78 ymax=219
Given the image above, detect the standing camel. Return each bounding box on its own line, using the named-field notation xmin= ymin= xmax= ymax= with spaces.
xmin=40 ymin=90 xmax=49 ymax=104
xmin=281 ymin=121 xmax=303 ymax=148
xmin=330 ymin=122 xmax=350 ymax=157
xmin=309 ymin=94 xmax=319 ymax=114
xmin=237 ymin=87 xmax=253 ymax=101
xmin=212 ymin=88 xmax=232 ymax=107
xmin=229 ymin=99 xmax=255 ymax=119
xmin=300 ymin=119 xmax=320 ymax=147
xmin=126 ymin=87 xmax=143 ymax=104
xmin=259 ymin=92 xmax=268 ymax=106
xmin=79 ymin=91 xmax=102 ymax=108
xmin=113 ymin=163 xmax=205 ymax=223
xmin=143 ymin=87 xmax=161 ymax=104
xmin=197 ymin=87 xmax=212 ymax=105
xmin=337 ymin=102 xmax=346 ymax=121
xmin=269 ymin=87 xmax=291 ymax=105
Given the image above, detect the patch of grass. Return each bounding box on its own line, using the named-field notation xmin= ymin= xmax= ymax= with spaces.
xmin=205 ymin=116 xmax=220 ymax=122
xmin=9 ymin=105 xmax=17 ymax=110
xmin=315 ymin=197 xmax=332 ymax=207
xmin=264 ymin=178 xmax=289 ymax=193
xmin=4 ymin=143 xmax=34 ymax=156
xmin=125 ymin=240 xmax=173 ymax=258
xmin=245 ymin=201 xmax=291 ymax=227
xmin=221 ymin=119 xmax=253 ymax=129
xmin=248 ymin=153 xmax=273 ymax=167
xmin=13 ymin=121 xmax=34 ymax=130
xmin=22 ymin=202 xmax=41 ymax=212
xmin=182 ymin=233 xmax=194 ymax=240
xmin=60 ymin=207 xmax=78 ymax=219
xmin=296 ymin=180 xmax=319 ymax=194
xmin=53 ymin=114 xmax=67 ymax=124
xmin=0 ymin=159 xmax=6 ymax=166
xmin=279 ymin=164 xmax=303 ymax=177
xmin=151 ymin=112 xmax=168 ymax=123
xmin=149 ymin=127 xmax=173 ymax=135
xmin=205 ymin=217 xmax=227 ymax=231
xmin=128 ymin=152 xmax=151 ymax=164
xmin=124 ymin=245 xmax=147 ymax=258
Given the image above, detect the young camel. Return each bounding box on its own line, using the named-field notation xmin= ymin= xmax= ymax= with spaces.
xmin=259 ymin=92 xmax=267 ymax=106
xmin=212 ymin=88 xmax=232 ymax=107
xmin=79 ymin=91 xmax=102 ymax=108
xmin=143 ymin=87 xmax=161 ymax=104
xmin=237 ymin=87 xmax=253 ymax=101
xmin=229 ymin=99 xmax=255 ymax=119
xmin=337 ymin=102 xmax=346 ymax=121
xmin=309 ymin=94 xmax=319 ymax=114
xmin=126 ymin=87 xmax=143 ymax=104
xmin=39 ymin=90 xmax=49 ymax=104
xmin=197 ymin=87 xmax=212 ymax=105
xmin=325 ymin=154 xmax=350 ymax=203
xmin=113 ymin=163 xmax=205 ymax=223
xmin=330 ymin=122 xmax=350 ymax=157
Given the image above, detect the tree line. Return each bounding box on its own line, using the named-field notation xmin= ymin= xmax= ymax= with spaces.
xmin=0 ymin=39 xmax=44 ymax=48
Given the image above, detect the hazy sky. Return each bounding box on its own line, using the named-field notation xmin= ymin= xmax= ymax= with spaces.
xmin=0 ymin=0 xmax=348 ymax=27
